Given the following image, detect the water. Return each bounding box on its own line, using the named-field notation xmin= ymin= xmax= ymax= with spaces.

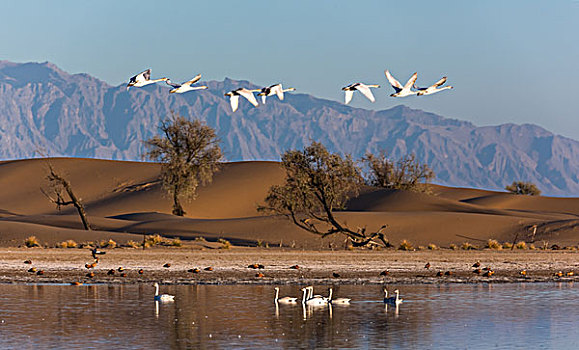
xmin=0 ymin=283 xmax=577 ymax=349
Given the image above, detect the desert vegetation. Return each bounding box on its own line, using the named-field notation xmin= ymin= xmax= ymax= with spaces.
xmin=505 ymin=181 xmax=541 ymax=196
xmin=144 ymin=114 xmax=222 ymax=216
xmin=362 ymin=150 xmax=435 ymax=192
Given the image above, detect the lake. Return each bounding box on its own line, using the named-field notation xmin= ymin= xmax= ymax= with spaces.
xmin=0 ymin=283 xmax=577 ymax=349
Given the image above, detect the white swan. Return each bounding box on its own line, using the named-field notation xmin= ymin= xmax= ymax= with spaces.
xmin=258 ymin=84 xmax=296 ymax=104
xmin=154 ymin=282 xmax=175 ymax=302
xmin=327 ymin=288 xmax=351 ymax=304
xmin=166 ymin=74 xmax=208 ymax=94
xmin=342 ymin=83 xmax=380 ymax=104
xmin=301 ymin=287 xmax=328 ymax=306
xmin=224 ymin=88 xmax=260 ymax=112
xmin=383 ymin=288 xmax=403 ymax=305
xmin=384 ymin=70 xmax=418 ymax=97
xmin=414 ymin=76 xmax=453 ymax=96
xmin=126 ymin=69 xmax=168 ymax=90
xmin=274 ymin=287 xmax=299 ymax=304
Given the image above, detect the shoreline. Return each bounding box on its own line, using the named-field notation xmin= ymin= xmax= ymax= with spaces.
xmin=1 ymin=248 xmax=577 ymax=285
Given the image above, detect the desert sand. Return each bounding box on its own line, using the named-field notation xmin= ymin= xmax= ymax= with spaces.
xmin=0 ymin=158 xmax=577 ymax=284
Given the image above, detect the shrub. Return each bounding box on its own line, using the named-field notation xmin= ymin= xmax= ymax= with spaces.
xmin=123 ymin=240 xmax=141 ymax=248
xmin=486 ymin=239 xmax=502 ymax=250
xmin=505 ymin=181 xmax=541 ymax=196
xmin=167 ymin=238 xmax=182 ymax=247
xmin=515 ymin=241 xmax=528 ymax=250
xmin=362 ymin=151 xmax=435 ymax=193
xmin=461 ymin=242 xmax=477 ymax=250
xmin=427 ymin=243 xmax=439 ymax=250
xmin=56 ymin=240 xmax=78 ymax=248
xmin=218 ymin=238 xmax=231 ymax=249
xmin=502 ymin=242 xmax=513 ymax=250
xmin=25 ymin=236 xmax=40 ymax=248
xmin=528 ymin=244 xmax=536 ymax=250
xmin=449 ymin=244 xmax=458 ymax=250
xmin=144 ymin=234 xmax=164 ymax=247
xmin=101 ymin=239 xmax=117 ymax=249
xmin=398 ymin=240 xmax=414 ymax=251
xmin=194 ymin=236 xmax=206 ymax=242
xmin=417 ymin=246 xmax=426 ymax=251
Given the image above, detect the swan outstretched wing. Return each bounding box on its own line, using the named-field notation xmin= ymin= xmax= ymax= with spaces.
xmin=272 ymin=84 xmax=284 ymax=100
xmin=261 ymin=95 xmax=267 ymax=104
xmin=238 ymin=89 xmax=259 ymax=107
xmin=229 ymin=95 xmax=239 ymax=112
xmin=404 ymin=72 xmax=418 ymax=90
xmin=344 ymin=90 xmax=354 ymax=104
xmin=140 ymin=69 xmax=151 ymax=82
xmin=432 ymin=76 xmax=447 ymax=88
xmin=165 ymin=80 xmax=181 ymax=89
xmin=385 ymin=70 xmax=403 ymax=91
xmin=183 ymin=74 xmax=202 ymax=87
xmin=356 ymin=84 xmax=376 ymax=102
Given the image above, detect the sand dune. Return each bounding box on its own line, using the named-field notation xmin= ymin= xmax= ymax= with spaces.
xmin=0 ymin=158 xmax=577 ymax=248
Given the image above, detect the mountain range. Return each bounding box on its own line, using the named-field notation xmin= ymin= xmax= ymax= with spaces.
xmin=0 ymin=60 xmax=578 ymax=195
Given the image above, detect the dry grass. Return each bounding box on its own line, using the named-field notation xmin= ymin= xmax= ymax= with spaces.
xmin=24 ymin=236 xmax=40 ymax=248
xmin=100 ymin=239 xmax=117 ymax=249
xmin=218 ymin=238 xmax=231 ymax=249
xmin=427 ymin=243 xmax=439 ymax=250
xmin=449 ymin=244 xmax=458 ymax=250
xmin=398 ymin=240 xmax=414 ymax=251
xmin=502 ymin=242 xmax=513 ymax=250
xmin=56 ymin=240 xmax=78 ymax=248
xmin=461 ymin=242 xmax=477 ymax=250
xmin=515 ymin=241 xmax=528 ymax=250
xmin=486 ymin=239 xmax=502 ymax=250
xmin=123 ymin=240 xmax=141 ymax=249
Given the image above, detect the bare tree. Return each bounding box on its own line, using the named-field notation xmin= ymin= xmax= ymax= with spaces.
xmin=505 ymin=181 xmax=541 ymax=196
xmin=144 ymin=114 xmax=222 ymax=216
xmin=42 ymin=162 xmax=91 ymax=230
xmin=362 ymin=150 xmax=434 ymax=192
xmin=260 ymin=142 xmax=388 ymax=247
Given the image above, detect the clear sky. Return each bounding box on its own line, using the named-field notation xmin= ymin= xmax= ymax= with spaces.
xmin=1 ymin=0 xmax=578 ymax=139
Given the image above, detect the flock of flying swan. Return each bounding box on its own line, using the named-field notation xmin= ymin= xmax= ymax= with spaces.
xmin=126 ymin=68 xmax=453 ymax=112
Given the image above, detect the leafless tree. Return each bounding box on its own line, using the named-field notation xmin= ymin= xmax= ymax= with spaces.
xmin=260 ymin=142 xmax=388 ymax=247
xmin=41 ymin=162 xmax=91 ymax=230
xmin=144 ymin=114 xmax=222 ymax=216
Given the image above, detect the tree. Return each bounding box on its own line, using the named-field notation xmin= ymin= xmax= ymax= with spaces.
xmin=505 ymin=181 xmax=541 ymax=196
xmin=362 ymin=150 xmax=435 ymax=192
xmin=144 ymin=114 xmax=222 ymax=216
xmin=41 ymin=161 xmax=91 ymax=230
xmin=261 ymin=142 xmax=389 ymax=247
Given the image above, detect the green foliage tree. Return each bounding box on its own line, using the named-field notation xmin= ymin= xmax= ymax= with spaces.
xmin=362 ymin=150 xmax=435 ymax=192
xmin=505 ymin=181 xmax=541 ymax=196
xmin=261 ymin=141 xmax=388 ymax=247
xmin=144 ymin=114 xmax=222 ymax=216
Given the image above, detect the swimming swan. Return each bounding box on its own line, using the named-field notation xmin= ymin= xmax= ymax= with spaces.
xmin=274 ymin=287 xmax=299 ymax=304
xmin=384 ymin=288 xmax=403 ymax=305
xmin=327 ymin=288 xmax=351 ymax=304
xmin=154 ymin=283 xmax=175 ymax=302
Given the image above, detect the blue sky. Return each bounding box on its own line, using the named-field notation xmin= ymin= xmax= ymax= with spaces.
xmin=1 ymin=0 xmax=578 ymax=139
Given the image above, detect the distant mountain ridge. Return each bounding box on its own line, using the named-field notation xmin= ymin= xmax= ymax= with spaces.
xmin=0 ymin=60 xmax=578 ymax=195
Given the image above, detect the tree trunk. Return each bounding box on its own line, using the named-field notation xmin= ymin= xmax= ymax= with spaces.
xmin=49 ymin=169 xmax=91 ymax=230
xmin=172 ymin=185 xmax=185 ymax=216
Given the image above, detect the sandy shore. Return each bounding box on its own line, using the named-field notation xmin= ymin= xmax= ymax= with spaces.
xmin=1 ymin=247 xmax=577 ymax=285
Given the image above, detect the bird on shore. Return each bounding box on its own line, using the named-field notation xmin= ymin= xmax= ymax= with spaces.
xmin=258 ymin=84 xmax=296 ymax=104
xmin=188 ymin=268 xmax=200 ymax=273
xmin=341 ymin=83 xmax=380 ymax=104
xmin=519 ymin=270 xmax=527 ymax=276
xmin=37 ymin=270 xmax=44 ymax=275
xmin=204 ymin=266 xmax=214 ymax=271
xmin=444 ymin=271 xmax=453 ymax=276
xmin=436 ymin=271 xmax=443 ymax=277
xmin=332 ymin=272 xmax=341 ymax=278
xmin=138 ymin=269 xmax=144 ymax=275
xmin=384 ymin=70 xmax=418 ymax=97
xmin=24 ymin=260 xmax=32 ymax=264
xmin=163 ymin=263 xmax=171 ymax=268
xmin=414 ymin=76 xmax=453 ymax=96
xmin=126 ymin=69 xmax=168 ymax=90
xmin=472 ymin=261 xmax=481 ymax=268
xmin=117 ymin=266 xmax=125 ymax=272
xmin=28 ymin=267 xmax=37 ymax=273
xmin=225 ymin=88 xmax=260 ymax=112
xmin=91 ymin=247 xmax=106 ymax=260
xmin=107 ymin=269 xmax=115 ymax=275
xmin=424 ymin=262 xmax=431 ymax=269
xmin=166 ymin=74 xmax=208 ymax=94
xmin=380 ymin=270 xmax=390 ymax=276
xmin=473 ymin=268 xmax=482 ymax=274
xmin=153 ymin=283 xmax=175 ymax=302
xmin=274 ymin=287 xmax=299 ymax=304
xmin=483 ymin=270 xmax=495 ymax=277
xmin=289 ymin=265 xmax=300 ymax=270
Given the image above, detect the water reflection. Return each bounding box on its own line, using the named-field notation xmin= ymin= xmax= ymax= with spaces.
xmin=0 ymin=283 xmax=577 ymax=349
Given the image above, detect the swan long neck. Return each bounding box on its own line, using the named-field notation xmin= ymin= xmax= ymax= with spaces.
xmin=384 ymin=289 xmax=388 ymax=298
xmin=150 ymin=78 xmax=168 ymax=83
xmin=301 ymin=289 xmax=307 ymax=303
xmin=395 ymin=290 xmax=399 ymax=300
xmin=283 ymin=88 xmax=296 ymax=92
xmin=154 ymin=284 xmax=159 ymax=296
xmin=328 ymin=288 xmax=333 ymax=301
xmin=274 ymin=288 xmax=279 ymax=302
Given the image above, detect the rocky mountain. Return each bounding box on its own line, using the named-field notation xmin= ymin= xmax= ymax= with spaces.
xmin=1 ymin=60 xmax=578 ymax=195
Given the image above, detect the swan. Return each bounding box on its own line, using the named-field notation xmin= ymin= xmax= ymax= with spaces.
xmin=327 ymin=288 xmax=351 ymax=304
xmin=166 ymin=74 xmax=208 ymax=94
xmin=153 ymin=283 xmax=175 ymax=302
xmin=383 ymin=288 xmax=403 ymax=305
xmin=341 ymin=83 xmax=380 ymax=104
xmin=274 ymin=287 xmax=299 ymax=304
xmin=301 ymin=287 xmax=328 ymax=306
xmin=258 ymin=84 xmax=296 ymax=104
xmin=126 ymin=69 xmax=168 ymax=90
xmin=384 ymin=70 xmax=418 ymax=97
xmin=414 ymin=76 xmax=453 ymax=96
xmin=224 ymin=88 xmax=260 ymax=112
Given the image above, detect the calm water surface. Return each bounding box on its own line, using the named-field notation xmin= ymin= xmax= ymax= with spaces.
xmin=0 ymin=283 xmax=577 ymax=349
